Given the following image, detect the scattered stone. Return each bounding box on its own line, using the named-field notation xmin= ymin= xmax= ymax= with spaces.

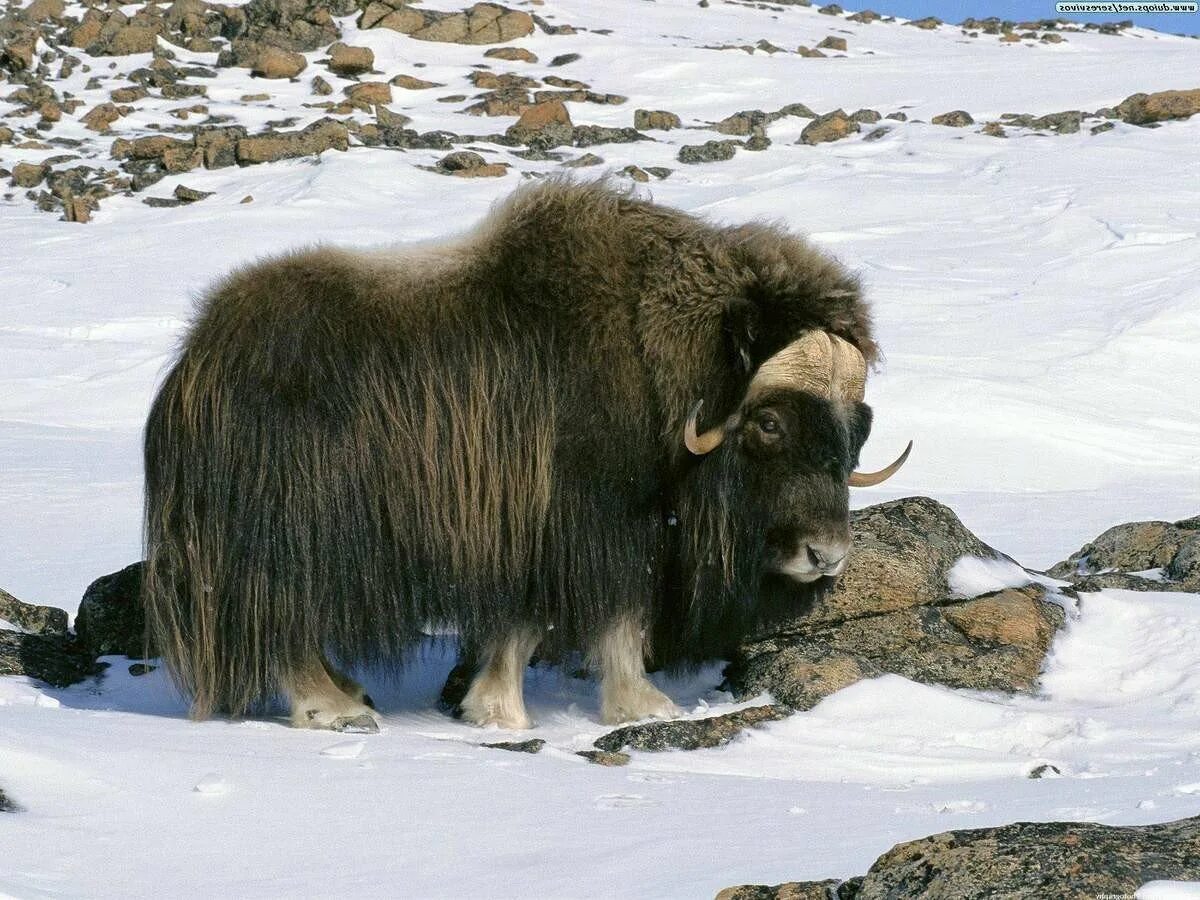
xmin=796 ymin=46 xmax=826 ymax=58
xmin=816 ymin=36 xmax=847 ymax=51
xmin=548 ymin=52 xmax=580 ymax=67
xmin=594 ymin=705 xmax=790 ymax=752
xmin=434 ymin=150 xmax=507 ymax=177
xmin=311 ymin=75 xmax=333 ymax=95
xmin=251 ymin=46 xmax=307 ymax=79
xmin=1116 ymin=89 xmax=1200 ymax=125
xmin=862 ymin=126 xmax=889 ymax=142
xmin=1049 ymin=517 xmax=1200 ymax=592
xmin=677 ymin=139 xmax=739 ymax=164
xmin=906 ymin=16 xmax=942 ymax=29
xmin=240 ymin=195 xmax=254 ymax=203
xmin=622 ymin=164 xmax=649 ymax=182
xmin=799 ymin=109 xmax=858 ymax=144
xmin=1 ymin=630 xmax=102 ymax=686
xmin=506 ymin=99 xmax=572 ymax=145
xmin=0 ymin=787 xmax=13 ymax=812
xmin=743 ymin=134 xmax=770 ymax=151
xmin=850 ymin=108 xmax=880 ymax=123
xmin=932 ymin=109 xmax=974 ymax=126
xmin=885 ymin=111 xmax=908 ymax=121
xmin=576 ymin=750 xmax=630 ymax=766
xmin=11 ymin=161 xmax=49 ymax=188
xmin=847 ymin=9 xmax=881 ymax=24
xmin=1090 ymin=121 xmax=1115 ymax=135
xmin=755 ymin=39 xmax=784 ymax=54
xmin=1029 ymin=763 xmax=1061 ymax=778
xmin=714 ymin=109 xmax=769 ymax=136
xmin=571 ymin=125 xmax=647 ymax=147
xmin=1031 ymin=110 xmax=1082 ymax=133
xmin=482 ymin=738 xmax=545 ymax=753
xmin=236 ymin=117 xmax=348 ymax=163
xmin=777 ymin=102 xmax=816 ymax=118
xmin=817 ymin=4 xmax=843 ymax=14
xmin=0 ymin=587 xmax=68 ymax=635
xmin=716 ymin=883 xmax=838 ymax=900
xmin=484 ymin=47 xmax=537 ymax=63
xmin=344 ymin=81 xmax=392 ymax=107
xmin=633 ymin=109 xmax=681 ymax=130
xmin=981 ymin=121 xmax=1007 ymax=137
xmin=360 ymin=2 xmax=534 ymax=45
xmin=562 ymin=152 xmax=603 ymax=167
xmin=327 ymin=42 xmax=373 ymax=76
xmin=390 ymin=73 xmax=441 ymax=90
xmin=129 ymin=662 xmax=156 ymax=676
xmin=174 ymin=184 xmax=213 ymax=202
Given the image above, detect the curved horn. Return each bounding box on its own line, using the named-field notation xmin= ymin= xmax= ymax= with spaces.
xmin=684 ymin=400 xmax=727 ymax=456
xmin=849 ymin=440 xmax=913 ymax=487
xmin=829 ymin=335 xmax=867 ymax=404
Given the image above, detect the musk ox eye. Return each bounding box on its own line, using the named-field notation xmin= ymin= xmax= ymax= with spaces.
xmin=757 ymin=413 xmax=781 ymax=436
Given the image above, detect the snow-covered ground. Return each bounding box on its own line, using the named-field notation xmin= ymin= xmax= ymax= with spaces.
xmin=3 ymin=0 xmax=1200 ymax=895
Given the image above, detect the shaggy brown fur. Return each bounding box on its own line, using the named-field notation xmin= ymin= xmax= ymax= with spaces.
xmin=143 ymin=178 xmax=877 ymax=720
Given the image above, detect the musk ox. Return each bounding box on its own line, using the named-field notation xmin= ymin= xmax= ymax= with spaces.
xmin=143 ymin=178 xmax=909 ymax=733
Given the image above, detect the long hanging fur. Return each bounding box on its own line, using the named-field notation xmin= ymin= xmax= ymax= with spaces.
xmin=142 ymin=177 xmax=874 ymax=718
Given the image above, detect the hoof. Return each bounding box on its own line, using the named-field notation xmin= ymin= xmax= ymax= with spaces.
xmin=333 ymin=714 xmax=379 ymax=734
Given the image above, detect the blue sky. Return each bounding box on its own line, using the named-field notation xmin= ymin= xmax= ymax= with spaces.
xmin=856 ymin=0 xmax=1200 ymax=35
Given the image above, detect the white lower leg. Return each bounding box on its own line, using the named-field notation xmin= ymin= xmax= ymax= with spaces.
xmin=284 ymin=657 xmax=380 ymax=732
xmin=459 ymin=627 xmax=541 ymax=730
xmin=594 ymin=616 xmax=680 ymax=725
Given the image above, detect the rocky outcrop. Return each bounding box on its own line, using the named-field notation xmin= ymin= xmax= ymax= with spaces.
xmin=723 ymin=815 xmax=1200 ymax=899
xmin=726 ymin=497 xmax=1065 ymax=709
xmin=1 ymin=587 xmax=68 ymax=635
xmin=359 ymin=2 xmax=533 ymax=45
xmin=594 ymin=705 xmax=790 ymax=752
xmin=799 ymin=110 xmax=858 ymax=144
xmin=0 ymin=630 xmax=102 ymax=686
xmin=1048 ymin=516 xmax=1200 ymax=592
xmin=74 ymin=563 xmax=145 ymax=658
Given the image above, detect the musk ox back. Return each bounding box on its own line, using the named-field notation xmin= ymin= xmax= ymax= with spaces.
xmin=143 ymin=179 xmax=909 ymax=732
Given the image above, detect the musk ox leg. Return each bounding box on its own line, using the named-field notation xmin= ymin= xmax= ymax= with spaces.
xmin=283 ymin=657 xmax=381 ymax=733
xmin=459 ymin=627 xmax=541 ymax=730
xmin=320 ymin=654 xmax=374 ymax=709
xmin=594 ymin=616 xmax=681 ymax=725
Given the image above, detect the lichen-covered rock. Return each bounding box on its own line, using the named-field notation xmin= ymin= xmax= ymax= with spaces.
xmin=236 ymin=117 xmax=349 ymax=163
xmin=0 ymin=786 xmax=14 ymax=812
xmin=816 ymin=36 xmax=847 ymax=51
xmin=932 ymin=109 xmax=974 ymax=126
xmin=634 ymin=109 xmax=681 ymax=130
xmin=360 ymin=2 xmax=533 ymax=45
xmin=1116 ymin=88 xmax=1200 ymax=125
xmin=326 ymin=41 xmax=372 ymax=76
xmin=715 ymin=881 xmax=840 ymax=900
xmin=852 ymin=815 xmax=1200 ymax=899
xmin=0 ymin=630 xmax=102 ymax=686
xmin=677 ymin=139 xmax=739 ymax=164
xmin=250 ymin=45 xmax=307 ymax=78
xmin=593 ymin=704 xmax=790 ymax=752
xmin=75 ymin=562 xmax=145 ymax=658
xmin=506 ymin=99 xmax=572 ymax=145
xmin=799 ymin=110 xmax=859 ymax=144
xmin=714 ymin=109 xmax=770 ymax=136
xmin=0 ymin=587 xmax=68 ymax=635
xmin=1048 ymin=516 xmax=1200 ymax=592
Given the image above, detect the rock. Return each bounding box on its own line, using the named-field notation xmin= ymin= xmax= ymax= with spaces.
xmin=390 ymin=73 xmax=441 ymax=90
xmin=74 ymin=562 xmax=145 ymax=658
xmin=777 ymin=102 xmax=816 ymax=118
xmin=1090 ymin=121 xmax=1115 ymax=135
xmin=863 ymin=126 xmax=890 ymax=142
xmin=548 ymin=52 xmax=580 ymax=67
xmin=799 ymin=109 xmax=858 ymax=144
xmin=562 ymin=152 xmax=603 ymax=167
xmin=816 ymin=36 xmax=847 ymax=51
xmin=573 ymin=125 xmax=648 ymax=148
xmin=1049 ymin=519 xmax=1192 ymax=578
xmin=1116 ymin=89 xmax=1200 ymax=125
xmin=236 ymin=117 xmax=349 ymax=163
xmin=677 ymin=139 xmax=739 ymax=164
xmin=484 ymin=46 xmax=536 ymax=63
xmin=0 ymin=786 xmax=13 ymax=812
xmin=850 ymin=815 xmax=1200 ymax=898
xmin=327 ymin=42 xmax=373 ymax=76
xmin=236 ymin=0 xmax=357 ymax=53
xmin=103 ymin=24 xmax=161 ymax=56
xmin=81 ymin=102 xmax=123 ymax=131
xmin=1 ymin=630 xmax=101 ymax=686
xmin=110 ymin=86 xmax=149 ymax=103
xmin=847 ymin=10 xmax=881 ymax=24
xmin=716 ymin=882 xmax=839 ymax=900
xmin=11 ymin=161 xmax=49 ymax=187
xmin=714 ymin=109 xmax=769 ymax=136
xmin=0 ymin=587 xmax=68 ymax=635
xmin=251 ymin=46 xmax=307 ymax=79
xmin=906 ymin=16 xmax=942 ymax=29
xmin=194 ymin=124 xmax=246 ymax=168
xmin=1031 ymin=110 xmax=1082 ymax=133
xmin=344 ymin=81 xmax=391 ymax=107
xmin=593 ymin=705 xmax=790 ymax=752
xmin=361 ymin=2 xmax=534 ymax=46
xmin=576 ymin=750 xmax=630 ymax=766
xmin=796 ymin=46 xmax=826 ymax=58
xmin=506 ymin=99 xmax=572 ymax=146
xmin=743 ymin=135 xmax=771 ymax=151
xmin=174 ymin=184 xmax=213 ymax=202
xmin=434 ymin=150 xmax=507 ymax=177
xmin=311 ymin=75 xmax=333 ymax=95
xmin=633 ymin=108 xmax=681 ymax=130
xmin=622 ymin=164 xmax=649 ymax=183
xmin=482 ymin=738 xmax=545 ymax=753
xmin=726 ymin=498 xmax=1065 ymax=708
xmin=885 ymin=111 xmax=908 ymax=121
xmin=817 ymin=4 xmax=843 ymax=14
xmin=850 ymin=108 xmax=880 ymax=123
xmin=981 ymin=121 xmax=1007 ymax=137
xmin=932 ymin=109 xmax=974 ymax=126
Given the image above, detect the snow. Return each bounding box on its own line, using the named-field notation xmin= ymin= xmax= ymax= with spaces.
xmin=2 ymin=0 xmax=1200 ymax=895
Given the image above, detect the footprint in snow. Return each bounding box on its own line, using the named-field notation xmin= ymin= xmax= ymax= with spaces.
xmin=595 ymin=794 xmax=659 ymax=810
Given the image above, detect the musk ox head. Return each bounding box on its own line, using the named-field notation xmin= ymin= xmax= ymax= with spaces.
xmin=684 ymin=330 xmax=910 ymax=585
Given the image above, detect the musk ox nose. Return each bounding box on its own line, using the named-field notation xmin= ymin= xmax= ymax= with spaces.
xmin=772 ymin=532 xmax=851 ymax=583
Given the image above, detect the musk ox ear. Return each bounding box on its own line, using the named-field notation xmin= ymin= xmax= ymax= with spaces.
xmin=722 ymin=296 xmax=759 ymax=373
xmin=848 ymin=401 xmax=873 ymax=462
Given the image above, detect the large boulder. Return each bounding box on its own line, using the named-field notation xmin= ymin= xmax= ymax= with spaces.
xmin=721 ymin=815 xmax=1200 ymax=898
xmin=74 ymin=562 xmax=145 ymax=658
xmin=1116 ymin=88 xmax=1200 ymax=125
xmin=1047 ymin=515 xmax=1200 ymax=592
xmin=359 ymin=2 xmax=533 ymax=45
xmin=726 ymin=497 xmax=1065 ymax=709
